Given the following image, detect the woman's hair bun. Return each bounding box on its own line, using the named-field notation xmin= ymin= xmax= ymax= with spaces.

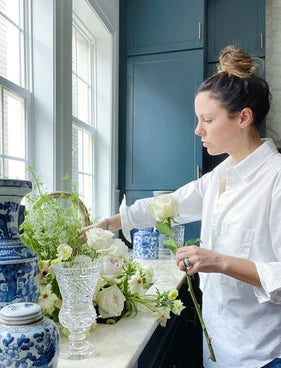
xmin=218 ymin=45 xmax=256 ymax=78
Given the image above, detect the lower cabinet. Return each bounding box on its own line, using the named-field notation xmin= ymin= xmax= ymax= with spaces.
xmin=137 ymin=275 xmax=203 ymax=368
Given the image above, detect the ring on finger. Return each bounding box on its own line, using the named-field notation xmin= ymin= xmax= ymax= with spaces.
xmin=183 ymin=257 xmax=192 ymax=270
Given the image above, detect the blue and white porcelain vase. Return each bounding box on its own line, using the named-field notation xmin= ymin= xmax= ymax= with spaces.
xmin=0 ymin=179 xmax=39 ymax=308
xmin=133 ymin=228 xmax=159 ymax=259
xmin=0 ymin=302 xmax=59 ymax=367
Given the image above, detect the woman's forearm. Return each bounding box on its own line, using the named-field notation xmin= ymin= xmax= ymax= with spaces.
xmin=220 ymin=255 xmax=261 ymax=287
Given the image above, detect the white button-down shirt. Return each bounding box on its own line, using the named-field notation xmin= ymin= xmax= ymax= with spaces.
xmin=120 ymin=139 xmax=281 ymax=368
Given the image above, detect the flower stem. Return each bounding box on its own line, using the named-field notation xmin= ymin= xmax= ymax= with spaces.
xmin=186 ymin=273 xmax=216 ymax=362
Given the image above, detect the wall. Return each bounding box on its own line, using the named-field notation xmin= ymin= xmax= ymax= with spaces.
xmin=266 ymin=0 xmax=281 ymax=147
xmin=93 ymin=0 xmax=119 ymax=30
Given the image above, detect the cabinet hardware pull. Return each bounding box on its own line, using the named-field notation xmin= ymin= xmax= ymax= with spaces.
xmin=260 ymin=32 xmax=264 ymax=49
xmin=198 ymin=22 xmax=201 ymax=40
xmin=196 ymin=165 xmax=201 ymax=179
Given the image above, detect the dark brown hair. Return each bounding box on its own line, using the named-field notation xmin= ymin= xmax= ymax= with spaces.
xmin=197 ymin=45 xmax=270 ymax=129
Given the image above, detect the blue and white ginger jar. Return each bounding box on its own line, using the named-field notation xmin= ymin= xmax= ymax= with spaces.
xmin=0 ymin=302 xmax=59 ymax=367
xmin=133 ymin=228 xmax=159 ymax=259
xmin=0 ymin=179 xmax=39 ymax=308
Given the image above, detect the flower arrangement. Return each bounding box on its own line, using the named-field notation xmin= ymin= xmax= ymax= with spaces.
xmin=20 ymin=171 xmax=185 ymax=328
xmin=150 ymin=194 xmax=216 ymax=362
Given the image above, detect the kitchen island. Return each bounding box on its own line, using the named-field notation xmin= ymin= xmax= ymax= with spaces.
xmin=57 ymin=256 xmax=187 ymax=368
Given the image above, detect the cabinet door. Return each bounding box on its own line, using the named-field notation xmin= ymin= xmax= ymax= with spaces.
xmin=208 ymin=0 xmax=265 ymax=62
xmin=127 ymin=0 xmax=204 ymax=55
xmin=126 ymin=50 xmax=203 ymax=191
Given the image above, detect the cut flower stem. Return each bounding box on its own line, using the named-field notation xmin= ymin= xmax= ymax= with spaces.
xmin=155 ymin=217 xmax=216 ymax=363
xmin=185 ymin=272 xmax=216 ymax=362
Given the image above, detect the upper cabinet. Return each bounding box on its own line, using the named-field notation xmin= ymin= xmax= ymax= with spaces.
xmin=207 ymin=0 xmax=265 ymax=62
xmin=126 ymin=49 xmax=203 ymax=190
xmin=127 ymin=0 xmax=204 ymax=56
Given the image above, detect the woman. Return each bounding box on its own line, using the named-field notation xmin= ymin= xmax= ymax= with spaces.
xmin=83 ymin=46 xmax=281 ymax=368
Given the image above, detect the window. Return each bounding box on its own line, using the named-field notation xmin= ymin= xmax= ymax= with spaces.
xmin=72 ymin=19 xmax=95 ymax=213
xmin=30 ymin=0 xmax=118 ymax=219
xmin=0 ymin=0 xmax=31 ymax=179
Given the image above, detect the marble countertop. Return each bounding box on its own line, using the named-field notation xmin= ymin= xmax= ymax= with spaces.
xmin=57 ymin=255 xmax=185 ymax=368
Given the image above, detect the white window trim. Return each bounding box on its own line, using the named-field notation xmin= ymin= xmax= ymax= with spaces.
xmin=73 ymin=0 xmax=119 ymax=219
xmin=0 ymin=75 xmax=32 ymax=176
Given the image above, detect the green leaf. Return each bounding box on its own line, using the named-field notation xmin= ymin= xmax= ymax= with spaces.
xmin=185 ymin=238 xmax=201 ymax=246
xmin=156 ymin=221 xmax=174 ymax=237
xmin=163 ymin=239 xmax=178 ymax=255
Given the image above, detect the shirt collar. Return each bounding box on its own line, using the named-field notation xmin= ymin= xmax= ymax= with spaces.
xmin=219 ymin=138 xmax=278 ymax=181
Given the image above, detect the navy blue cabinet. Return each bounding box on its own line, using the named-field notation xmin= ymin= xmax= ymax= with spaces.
xmin=126 ymin=50 xmax=203 ymax=191
xmin=207 ymin=0 xmax=265 ymax=62
xmin=127 ymin=0 xmax=204 ymax=55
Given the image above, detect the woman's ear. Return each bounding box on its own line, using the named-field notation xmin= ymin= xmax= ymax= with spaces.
xmin=239 ymin=107 xmax=254 ymax=128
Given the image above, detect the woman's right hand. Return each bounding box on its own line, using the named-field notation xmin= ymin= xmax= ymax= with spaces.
xmin=80 ymin=224 xmax=95 ymax=244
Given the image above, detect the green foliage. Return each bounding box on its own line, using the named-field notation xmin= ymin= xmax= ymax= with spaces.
xmin=185 ymin=238 xmax=201 ymax=246
xmin=20 ymin=167 xmax=86 ymax=260
xmin=163 ymin=239 xmax=178 ymax=255
xmin=155 ymin=221 xmax=174 ymax=237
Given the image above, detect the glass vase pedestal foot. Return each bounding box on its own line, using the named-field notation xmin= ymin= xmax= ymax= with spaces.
xmin=60 ymin=335 xmax=96 ymax=360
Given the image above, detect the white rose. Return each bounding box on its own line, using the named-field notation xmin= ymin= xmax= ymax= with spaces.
xmin=108 ymin=238 xmax=128 ymax=258
xmin=57 ymin=243 xmax=72 ymax=261
xmin=96 ymin=285 xmax=126 ymax=318
xmin=149 ymin=195 xmax=179 ymax=221
xmin=86 ymin=227 xmax=114 ymax=250
xmin=128 ymin=270 xmax=145 ymax=295
xmin=101 ymin=255 xmax=124 ymax=282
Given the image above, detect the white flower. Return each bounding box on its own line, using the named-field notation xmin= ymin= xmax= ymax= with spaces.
xmin=38 ymin=284 xmax=58 ymax=315
xmin=128 ymin=270 xmax=145 ymax=295
xmin=108 ymin=238 xmax=128 ymax=258
xmin=171 ymin=299 xmax=185 ymax=316
xmin=153 ymin=306 xmax=171 ymax=327
xmin=149 ymin=195 xmax=179 ymax=222
xmin=57 ymin=243 xmax=72 ymax=261
xmin=168 ymin=289 xmax=178 ymax=301
xmin=39 ymin=260 xmax=54 ymax=282
xmin=101 ymin=255 xmax=124 ymax=282
xmin=142 ymin=265 xmax=154 ymax=284
xmin=96 ymin=285 xmax=126 ymax=318
xmin=86 ymin=227 xmax=114 ymax=250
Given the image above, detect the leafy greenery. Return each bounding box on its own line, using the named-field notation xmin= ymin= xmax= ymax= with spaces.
xmin=20 ymin=168 xmax=87 ymax=260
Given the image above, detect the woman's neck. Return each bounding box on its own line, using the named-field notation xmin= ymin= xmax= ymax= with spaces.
xmin=229 ymin=134 xmax=263 ymax=165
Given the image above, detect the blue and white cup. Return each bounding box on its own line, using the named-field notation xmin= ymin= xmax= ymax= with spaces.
xmin=133 ymin=228 xmax=159 ymax=259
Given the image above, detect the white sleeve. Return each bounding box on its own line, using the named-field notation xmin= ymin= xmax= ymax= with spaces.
xmin=119 ymin=172 xmax=212 ymax=242
xmin=253 ymin=177 xmax=281 ymax=304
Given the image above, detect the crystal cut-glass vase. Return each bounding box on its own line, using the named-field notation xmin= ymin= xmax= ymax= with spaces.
xmin=54 ymin=260 xmax=101 ymax=360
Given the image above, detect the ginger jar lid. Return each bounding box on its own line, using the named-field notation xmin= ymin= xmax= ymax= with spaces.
xmin=0 ymin=302 xmax=42 ymax=325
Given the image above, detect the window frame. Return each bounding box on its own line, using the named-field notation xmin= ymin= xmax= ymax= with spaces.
xmin=72 ymin=14 xmax=96 ymax=213
xmin=0 ymin=0 xmax=32 ymax=179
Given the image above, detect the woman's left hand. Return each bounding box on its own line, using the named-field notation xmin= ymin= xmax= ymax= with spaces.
xmin=176 ymin=245 xmax=223 ymax=275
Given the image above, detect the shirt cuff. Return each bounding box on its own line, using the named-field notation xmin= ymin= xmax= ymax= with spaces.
xmin=253 ymin=261 xmax=281 ymax=304
xmin=119 ymin=195 xmax=132 ymax=242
